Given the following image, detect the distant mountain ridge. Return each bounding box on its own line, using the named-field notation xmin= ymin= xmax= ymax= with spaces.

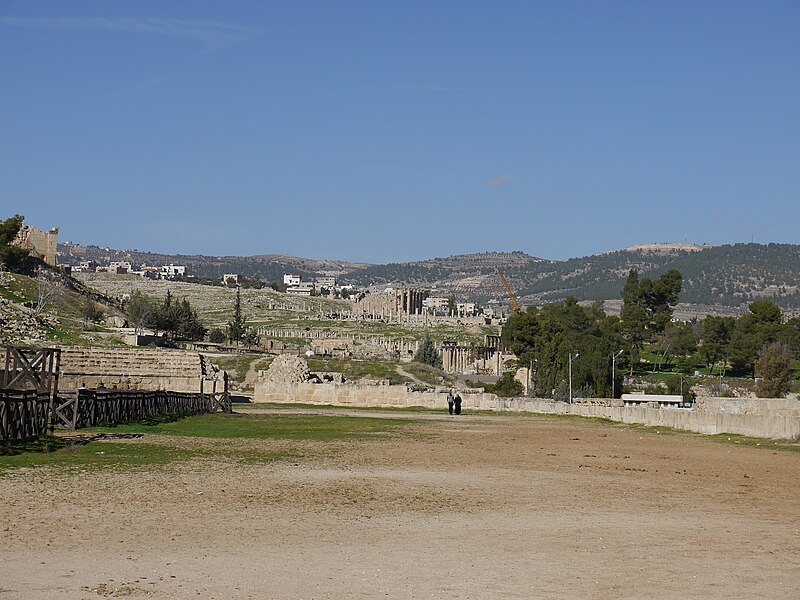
xmin=58 ymin=242 xmax=800 ymax=309
xmin=58 ymin=243 xmax=369 ymax=282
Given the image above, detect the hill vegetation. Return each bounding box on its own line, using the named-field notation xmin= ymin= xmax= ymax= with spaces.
xmin=55 ymin=237 xmax=800 ymax=310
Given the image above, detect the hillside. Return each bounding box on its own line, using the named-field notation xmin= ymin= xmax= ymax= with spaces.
xmin=58 ymin=243 xmax=370 ymax=282
xmin=59 ymin=242 xmax=800 ymax=310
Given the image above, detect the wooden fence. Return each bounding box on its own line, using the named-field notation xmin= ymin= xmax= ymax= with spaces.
xmin=1 ymin=390 xmax=50 ymax=446
xmin=53 ymin=389 xmax=228 ymax=430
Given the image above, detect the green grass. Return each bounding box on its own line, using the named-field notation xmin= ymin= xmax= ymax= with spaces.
xmin=0 ymin=439 xmax=196 ymax=472
xmin=535 ymin=412 xmax=800 ymax=451
xmin=210 ymin=353 xmax=273 ymax=388
xmin=402 ymin=362 xmax=454 ymax=386
xmin=0 ymin=284 xmax=25 ymax=303
xmin=84 ymin=412 xmax=412 ymax=441
xmin=306 ymin=358 xmax=409 ymax=384
xmin=0 ymin=412 xmax=414 ymax=474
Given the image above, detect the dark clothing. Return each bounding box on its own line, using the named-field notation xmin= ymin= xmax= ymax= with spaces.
xmin=447 ymin=393 xmax=454 ymax=415
xmin=454 ymin=395 xmax=462 ymax=415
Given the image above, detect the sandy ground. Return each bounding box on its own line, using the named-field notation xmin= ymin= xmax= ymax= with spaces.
xmin=1 ymin=408 xmax=799 ymax=599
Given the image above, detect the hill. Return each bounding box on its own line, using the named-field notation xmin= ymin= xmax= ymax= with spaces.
xmin=59 ymin=242 xmax=800 ymax=310
xmin=58 ymin=243 xmax=369 ymax=282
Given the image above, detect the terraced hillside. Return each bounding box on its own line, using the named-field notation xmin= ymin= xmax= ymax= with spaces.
xmin=63 ymin=243 xmax=800 ymax=310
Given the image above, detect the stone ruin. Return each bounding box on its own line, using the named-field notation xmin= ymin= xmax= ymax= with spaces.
xmin=260 ymin=354 xmax=345 ymax=385
xmin=262 ymin=354 xmax=312 ymax=384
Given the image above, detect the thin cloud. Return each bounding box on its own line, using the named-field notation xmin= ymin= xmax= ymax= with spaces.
xmin=0 ymin=16 xmax=259 ymax=46
xmin=487 ymin=175 xmax=511 ymax=188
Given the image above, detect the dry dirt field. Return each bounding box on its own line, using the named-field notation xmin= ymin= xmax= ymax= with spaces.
xmin=2 ymin=408 xmax=799 ymax=599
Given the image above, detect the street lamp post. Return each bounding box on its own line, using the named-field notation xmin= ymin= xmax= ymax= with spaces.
xmin=568 ymin=352 xmax=579 ymax=404
xmin=528 ymin=358 xmax=538 ymax=396
xmin=611 ymin=350 xmax=623 ymax=399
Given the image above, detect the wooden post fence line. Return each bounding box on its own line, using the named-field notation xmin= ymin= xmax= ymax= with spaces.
xmin=2 ymin=345 xmax=233 ymax=443
xmin=52 ymin=389 xmax=231 ymax=430
xmin=0 ymin=390 xmax=50 ymax=447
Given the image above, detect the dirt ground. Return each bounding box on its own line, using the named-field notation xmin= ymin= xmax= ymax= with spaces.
xmin=2 ymin=408 xmax=799 ymax=599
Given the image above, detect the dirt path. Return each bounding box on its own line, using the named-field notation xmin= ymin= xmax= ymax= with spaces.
xmin=1 ymin=410 xmax=799 ymax=599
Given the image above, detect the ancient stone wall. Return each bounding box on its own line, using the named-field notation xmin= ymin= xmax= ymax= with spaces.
xmin=253 ymin=377 xmax=800 ymax=439
xmin=57 ymin=347 xmax=222 ymax=392
xmin=13 ymin=225 xmax=58 ymax=267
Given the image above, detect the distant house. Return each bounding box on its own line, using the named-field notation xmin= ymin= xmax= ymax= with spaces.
xmin=424 ymin=297 xmax=450 ymax=311
xmin=284 ymin=274 xmax=301 ymax=286
xmin=106 ymin=261 xmax=132 ymax=273
xmin=287 ymin=282 xmax=314 ymax=296
xmin=315 ymin=276 xmax=336 ymax=291
xmin=161 ymin=264 xmax=186 ymax=278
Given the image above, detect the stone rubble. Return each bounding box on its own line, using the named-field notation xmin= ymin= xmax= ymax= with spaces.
xmin=261 ymin=354 xmax=311 ymax=384
xmin=0 ymin=298 xmax=54 ymax=344
xmin=0 ymin=270 xmax=57 ymax=344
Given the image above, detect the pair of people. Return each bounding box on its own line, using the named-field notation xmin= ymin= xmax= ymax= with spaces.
xmin=446 ymin=391 xmax=462 ymax=415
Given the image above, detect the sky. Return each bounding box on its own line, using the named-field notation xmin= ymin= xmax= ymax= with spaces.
xmin=2 ymin=1 xmax=799 ymax=263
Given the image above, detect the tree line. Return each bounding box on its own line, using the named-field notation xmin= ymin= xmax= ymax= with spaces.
xmin=502 ymin=269 xmax=797 ymax=399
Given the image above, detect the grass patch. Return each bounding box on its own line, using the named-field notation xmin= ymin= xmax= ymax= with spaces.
xmin=210 ymin=353 xmax=273 ymax=389
xmin=0 ymin=438 xmax=197 ymax=473
xmin=306 ymin=358 xmax=409 ymax=384
xmin=0 ymin=284 xmax=25 ymax=303
xmin=84 ymin=411 xmax=413 ymax=441
xmin=534 ymin=412 xmax=800 ymax=451
xmin=1 ymin=411 xmax=408 ymax=473
xmin=403 ymin=362 xmax=454 ymax=386
xmin=707 ymin=432 xmax=800 ymax=452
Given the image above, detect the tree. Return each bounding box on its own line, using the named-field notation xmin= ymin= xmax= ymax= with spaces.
xmin=0 ymin=214 xmax=29 ymax=271
xmin=755 ymin=342 xmax=793 ymax=398
xmin=81 ymin=298 xmax=105 ymax=327
xmin=620 ymin=269 xmax=683 ymax=346
xmin=701 ymin=315 xmax=734 ymax=372
xmin=227 ymin=287 xmax=246 ymax=344
xmin=126 ymin=291 xmax=155 ymax=335
xmin=33 ymin=268 xmax=64 ymax=315
xmin=414 ymin=337 xmax=442 ymax=369
xmin=501 ymin=296 xmax=627 ymax=399
xmin=490 ymin=372 xmax=524 ymax=397
xmin=208 ymin=328 xmax=226 ymax=344
xmin=728 ymin=301 xmax=784 ymax=376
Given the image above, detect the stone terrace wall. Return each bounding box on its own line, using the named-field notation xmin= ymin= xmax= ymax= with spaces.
xmin=58 ymin=347 xmax=209 ymax=392
xmin=256 ymin=381 xmax=496 ymax=410
xmin=254 ymin=380 xmax=800 ymax=440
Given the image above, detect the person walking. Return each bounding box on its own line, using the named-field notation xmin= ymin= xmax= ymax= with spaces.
xmin=454 ymin=392 xmax=462 ymax=415
xmin=446 ymin=391 xmax=455 ymax=415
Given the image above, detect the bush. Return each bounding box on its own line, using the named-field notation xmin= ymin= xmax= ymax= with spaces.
xmin=414 ymin=337 xmax=442 ymax=369
xmin=490 ymin=372 xmax=524 ymax=397
xmin=208 ymin=328 xmax=226 ymax=344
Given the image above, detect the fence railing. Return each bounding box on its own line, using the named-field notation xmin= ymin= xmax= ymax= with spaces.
xmin=53 ymin=389 xmax=228 ymax=430
xmin=1 ymin=390 xmax=50 ymax=446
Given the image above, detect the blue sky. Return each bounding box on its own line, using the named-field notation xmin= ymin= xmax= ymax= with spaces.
xmin=2 ymin=1 xmax=798 ymax=263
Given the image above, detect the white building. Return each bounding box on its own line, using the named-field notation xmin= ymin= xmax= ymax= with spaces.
xmin=284 ymin=274 xmax=301 ymax=286
xmin=161 ymin=264 xmax=187 ymax=278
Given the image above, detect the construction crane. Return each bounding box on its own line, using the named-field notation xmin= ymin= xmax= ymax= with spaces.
xmin=497 ymin=268 xmax=522 ymax=315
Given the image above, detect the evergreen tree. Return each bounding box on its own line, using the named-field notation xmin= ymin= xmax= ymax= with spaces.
xmin=755 ymin=342 xmax=792 ymax=398
xmin=414 ymin=336 xmax=442 ymax=369
xmin=0 ymin=214 xmax=30 ymax=271
xmin=227 ymin=287 xmax=246 ymax=344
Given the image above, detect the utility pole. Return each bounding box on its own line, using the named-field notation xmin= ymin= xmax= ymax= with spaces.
xmin=569 ymin=352 xmax=579 ymax=404
xmin=612 ymin=350 xmax=623 ymax=399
